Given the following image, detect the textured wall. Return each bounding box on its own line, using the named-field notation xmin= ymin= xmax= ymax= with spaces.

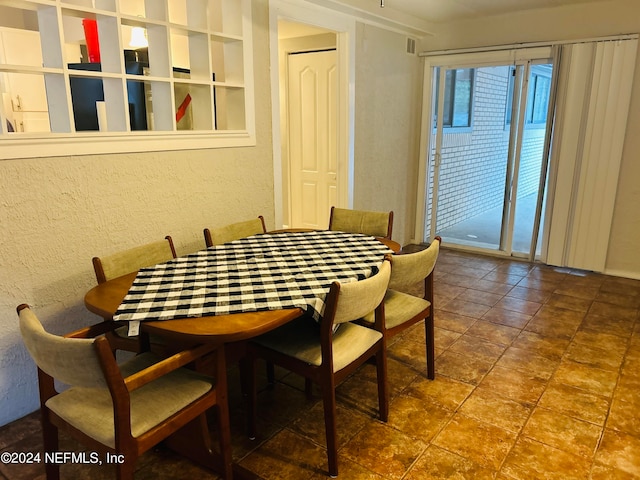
xmin=0 ymin=0 xmax=273 ymax=426
xmin=354 ymin=23 xmax=423 ymax=246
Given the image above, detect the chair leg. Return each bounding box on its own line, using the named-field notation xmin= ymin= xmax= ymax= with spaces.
xmin=305 ymin=377 xmax=313 ymax=399
xmin=375 ymin=349 xmax=389 ymax=422
xmin=425 ymin=314 xmax=435 ymax=380
xmin=320 ymin=378 xmax=339 ymax=477
xmin=215 ymin=407 xmax=233 ymax=480
xmin=115 ymin=457 xmax=137 ymax=480
xmin=41 ymin=410 xmax=60 ymax=480
xmin=214 ymin=348 xmax=234 ymax=480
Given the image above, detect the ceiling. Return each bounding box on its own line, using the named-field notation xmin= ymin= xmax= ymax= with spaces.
xmin=279 ymin=0 xmax=616 ymax=38
xmin=370 ymin=0 xmax=615 ymax=24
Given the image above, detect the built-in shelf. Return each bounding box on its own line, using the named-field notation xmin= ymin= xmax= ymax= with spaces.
xmin=0 ymin=0 xmax=254 ymax=159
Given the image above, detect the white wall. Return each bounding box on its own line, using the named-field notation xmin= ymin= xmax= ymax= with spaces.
xmin=353 ymin=22 xmax=423 ymax=245
xmin=421 ymin=0 xmax=640 ymax=278
xmin=0 ymin=0 xmax=274 ymax=425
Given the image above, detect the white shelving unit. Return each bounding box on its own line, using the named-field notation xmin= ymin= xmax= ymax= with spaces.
xmin=0 ymin=0 xmax=254 ymax=159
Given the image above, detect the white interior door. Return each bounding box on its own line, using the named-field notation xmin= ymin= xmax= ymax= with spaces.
xmin=287 ymin=49 xmax=337 ymax=229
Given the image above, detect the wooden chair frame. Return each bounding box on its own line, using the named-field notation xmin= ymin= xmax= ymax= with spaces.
xmin=17 ymin=304 xmax=232 ymax=480
xmin=360 ymin=237 xmax=440 ymax=379
xmin=91 ymin=236 xmax=177 ymax=354
xmin=246 ymin=258 xmax=391 ymax=477
xmin=92 ymin=236 xmax=177 ymax=285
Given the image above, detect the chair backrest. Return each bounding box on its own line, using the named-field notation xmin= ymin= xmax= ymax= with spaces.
xmin=204 ymin=216 xmax=267 ymax=247
xmin=17 ymin=305 xmax=108 ymax=389
xmin=92 ymin=236 xmax=176 ymax=284
xmin=328 ymin=207 xmax=393 ymax=239
xmin=388 ymin=237 xmax=440 ymax=292
xmin=330 ymin=258 xmax=391 ymax=325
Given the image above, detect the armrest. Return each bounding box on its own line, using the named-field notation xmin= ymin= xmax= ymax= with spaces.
xmin=123 ymin=342 xmax=220 ymax=391
xmin=64 ymin=320 xmax=123 ymax=339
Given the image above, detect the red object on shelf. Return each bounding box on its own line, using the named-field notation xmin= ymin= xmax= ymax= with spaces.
xmin=82 ymin=19 xmax=101 ymax=63
xmin=176 ymin=94 xmax=192 ymax=123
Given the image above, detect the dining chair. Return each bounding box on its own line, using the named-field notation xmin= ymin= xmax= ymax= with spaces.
xmin=246 ymin=257 xmax=392 ymax=478
xmin=359 ymin=237 xmax=441 ymax=379
xmin=328 ymin=206 xmax=393 ymax=239
xmin=203 ymin=216 xmax=267 ymax=247
xmin=17 ymin=304 xmax=233 ymax=480
xmin=92 ymin=236 xmax=177 ymax=354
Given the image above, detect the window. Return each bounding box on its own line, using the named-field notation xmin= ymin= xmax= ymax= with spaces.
xmin=527 ymin=71 xmax=551 ymax=124
xmin=506 ymin=64 xmax=552 ymax=126
xmin=434 ymin=67 xmax=474 ymax=128
xmin=0 ymin=0 xmax=254 ymax=159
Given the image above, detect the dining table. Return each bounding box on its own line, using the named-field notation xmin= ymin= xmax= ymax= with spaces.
xmin=83 ymin=229 xmax=395 ymax=479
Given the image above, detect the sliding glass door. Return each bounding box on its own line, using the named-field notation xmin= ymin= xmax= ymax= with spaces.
xmin=424 ymin=51 xmax=555 ymax=260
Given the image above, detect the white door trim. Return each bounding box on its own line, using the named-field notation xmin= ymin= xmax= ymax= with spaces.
xmin=269 ymin=0 xmax=356 ymax=228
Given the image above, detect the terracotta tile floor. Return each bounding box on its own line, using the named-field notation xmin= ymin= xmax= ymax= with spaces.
xmin=2 ymin=247 xmax=639 ymax=479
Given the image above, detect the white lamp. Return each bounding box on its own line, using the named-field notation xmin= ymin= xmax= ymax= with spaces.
xmin=129 ymin=27 xmax=148 ymax=48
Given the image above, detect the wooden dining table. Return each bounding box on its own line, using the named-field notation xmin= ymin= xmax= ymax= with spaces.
xmin=84 ymin=230 xmax=395 ymax=479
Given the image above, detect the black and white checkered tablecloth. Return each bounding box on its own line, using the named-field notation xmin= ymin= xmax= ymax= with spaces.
xmin=113 ymin=230 xmax=392 ymax=323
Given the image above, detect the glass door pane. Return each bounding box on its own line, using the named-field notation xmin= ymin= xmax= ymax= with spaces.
xmin=431 ymin=65 xmax=512 ymax=250
xmin=427 ymin=60 xmax=554 ymax=259
xmin=512 ymin=64 xmax=553 ymax=256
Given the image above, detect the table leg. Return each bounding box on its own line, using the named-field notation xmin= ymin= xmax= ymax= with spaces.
xmin=163 ymin=345 xmax=264 ymax=480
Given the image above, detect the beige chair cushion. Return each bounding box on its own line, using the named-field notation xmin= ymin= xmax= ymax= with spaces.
xmin=333 ymin=260 xmax=391 ymax=324
xmin=19 ymin=307 xmax=107 ymax=389
xmin=210 ymin=218 xmax=265 ymax=245
xmin=389 ymin=241 xmax=439 ymax=292
xmin=362 ymin=289 xmax=431 ymax=330
xmin=252 ymin=317 xmax=382 ymax=372
xmin=98 ymin=239 xmax=175 ymax=282
xmin=46 ymin=352 xmax=213 ymax=448
xmin=329 ymin=208 xmax=391 ymax=238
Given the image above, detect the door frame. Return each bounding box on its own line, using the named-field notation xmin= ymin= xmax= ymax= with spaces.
xmin=269 ymin=0 xmax=356 ymax=228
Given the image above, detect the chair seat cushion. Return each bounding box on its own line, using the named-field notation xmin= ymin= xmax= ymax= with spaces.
xmin=46 ymin=352 xmax=213 ymax=448
xmin=362 ymin=289 xmax=431 ymax=330
xmin=252 ymin=317 xmax=382 ymax=372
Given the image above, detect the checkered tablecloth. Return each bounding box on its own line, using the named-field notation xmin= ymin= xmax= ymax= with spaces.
xmin=113 ymin=230 xmax=392 ymax=323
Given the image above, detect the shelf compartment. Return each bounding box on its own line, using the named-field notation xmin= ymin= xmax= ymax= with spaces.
xmin=62 ymin=0 xmax=117 ymax=11
xmin=174 ymin=81 xmax=212 ymax=130
xmin=170 ymin=28 xmax=210 ymax=81
xmin=168 ymin=0 xmax=208 ymax=29
xmin=213 ymin=85 xmax=244 ymax=131
xmin=68 ymin=65 xmax=140 ymax=132
xmin=118 ymin=0 xmax=166 ymax=22
xmin=144 ymin=79 xmax=173 ymax=131
xmin=210 ymin=34 xmax=243 ymax=84
xmin=1 ymin=71 xmax=51 ymax=133
xmin=208 ymin=0 xmax=242 ymax=37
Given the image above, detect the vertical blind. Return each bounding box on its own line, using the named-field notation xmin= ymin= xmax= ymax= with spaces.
xmin=545 ymin=38 xmax=638 ymax=272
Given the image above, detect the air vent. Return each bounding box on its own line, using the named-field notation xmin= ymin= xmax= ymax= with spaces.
xmin=406 ymin=37 xmax=416 ymax=55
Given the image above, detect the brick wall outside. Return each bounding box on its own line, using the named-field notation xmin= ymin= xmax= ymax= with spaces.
xmin=426 ymin=66 xmax=546 ymax=234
